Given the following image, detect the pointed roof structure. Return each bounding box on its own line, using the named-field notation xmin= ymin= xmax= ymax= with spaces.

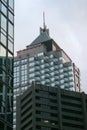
xmin=30 ymin=12 xmax=51 ymax=46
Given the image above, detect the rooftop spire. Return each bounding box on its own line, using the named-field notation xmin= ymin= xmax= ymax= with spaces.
xmin=43 ymin=12 xmax=46 ymax=30
xmin=40 ymin=12 xmax=49 ymax=35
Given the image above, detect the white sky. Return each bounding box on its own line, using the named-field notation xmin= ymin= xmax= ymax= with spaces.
xmin=15 ymin=0 xmax=87 ymax=92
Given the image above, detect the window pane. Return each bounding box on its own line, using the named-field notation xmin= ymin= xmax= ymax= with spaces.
xmin=9 ymin=11 xmax=14 ymax=23
xmin=1 ymin=15 xmax=7 ymax=31
xmin=0 ymin=45 xmax=6 ymax=56
xmin=8 ymin=22 xmax=14 ymax=38
xmin=1 ymin=3 xmax=7 ymax=16
xmin=1 ymin=33 xmax=6 ymax=46
xmin=9 ymin=0 xmax=14 ymax=9
xmin=8 ymin=40 xmax=13 ymax=52
xmin=8 ymin=52 xmax=13 ymax=57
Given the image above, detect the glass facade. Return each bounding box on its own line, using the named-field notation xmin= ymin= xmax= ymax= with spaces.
xmin=13 ymin=51 xmax=80 ymax=129
xmin=0 ymin=0 xmax=14 ymax=130
xmin=13 ymin=24 xmax=81 ymax=129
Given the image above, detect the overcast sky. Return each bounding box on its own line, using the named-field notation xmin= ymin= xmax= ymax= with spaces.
xmin=15 ymin=0 xmax=87 ymax=92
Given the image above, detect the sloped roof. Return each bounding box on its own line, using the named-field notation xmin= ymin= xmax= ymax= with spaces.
xmin=30 ymin=31 xmax=51 ymax=46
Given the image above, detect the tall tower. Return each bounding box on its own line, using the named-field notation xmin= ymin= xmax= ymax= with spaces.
xmin=13 ymin=22 xmax=81 ymax=129
xmin=0 ymin=0 xmax=14 ymax=130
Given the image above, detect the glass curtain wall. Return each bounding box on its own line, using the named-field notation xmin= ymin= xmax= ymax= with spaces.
xmin=0 ymin=0 xmax=14 ymax=130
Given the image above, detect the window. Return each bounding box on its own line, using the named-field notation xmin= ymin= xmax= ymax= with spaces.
xmin=41 ymin=64 xmax=44 ymax=68
xmin=29 ymin=57 xmax=34 ymax=61
xmin=41 ymin=59 xmax=44 ymax=63
xmin=0 ymin=45 xmax=6 ymax=56
xmin=60 ymin=74 xmax=64 ymax=78
xmin=50 ymin=78 xmax=54 ymax=81
xmin=60 ymin=80 xmax=64 ymax=84
xmin=59 ymin=57 xmax=63 ymax=61
xmin=29 ymin=68 xmax=34 ymax=72
xmin=29 ymin=79 xmax=35 ymax=83
xmin=8 ymin=22 xmax=14 ymax=38
xmin=1 ymin=3 xmax=7 ymax=16
xmin=50 ymin=67 xmax=54 ymax=70
xmin=21 ymin=59 xmax=27 ymax=63
xmin=50 ymin=62 xmax=53 ymax=65
xmin=37 ymin=52 xmax=44 ymax=56
xmin=8 ymin=40 xmax=13 ymax=52
xmin=9 ymin=11 xmax=14 ymax=22
xmin=59 ymin=69 xmax=63 ymax=73
xmin=41 ymin=70 xmax=45 ymax=74
xmin=14 ymin=61 xmax=19 ymax=65
xmin=29 ymin=73 xmax=34 ymax=78
xmin=41 ymin=81 xmax=45 ymax=84
xmin=51 ymin=83 xmax=55 ymax=87
xmin=1 ymin=14 xmax=7 ymax=31
xmin=50 ymin=72 xmax=54 ymax=76
xmin=14 ymin=66 xmax=19 ymax=72
xmin=29 ymin=62 xmax=34 ymax=67
xmin=21 ymin=64 xmax=27 ymax=70
xmin=9 ymin=0 xmax=14 ymax=9
xmin=50 ymin=54 xmax=53 ymax=58
xmin=1 ymin=33 xmax=6 ymax=46
xmin=41 ymin=75 xmax=45 ymax=79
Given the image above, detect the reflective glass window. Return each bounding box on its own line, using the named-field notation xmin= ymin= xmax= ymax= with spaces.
xmin=0 ymin=45 xmax=6 ymax=56
xmin=1 ymin=3 xmax=7 ymax=16
xmin=8 ymin=22 xmax=14 ymax=38
xmin=29 ymin=57 xmax=34 ymax=61
xmin=1 ymin=33 xmax=6 ymax=46
xmin=29 ymin=68 xmax=34 ymax=72
xmin=8 ymin=51 xmax=13 ymax=57
xmin=41 ymin=70 xmax=45 ymax=74
xmin=1 ymin=14 xmax=7 ymax=31
xmin=51 ymin=78 xmax=55 ymax=81
xmin=50 ymin=62 xmax=53 ymax=65
xmin=50 ymin=54 xmax=53 ymax=58
xmin=29 ymin=79 xmax=35 ymax=83
xmin=51 ymin=83 xmax=55 ymax=86
xmin=41 ymin=59 xmax=44 ymax=63
xmin=41 ymin=64 xmax=44 ymax=68
xmin=8 ymin=40 xmax=13 ymax=52
xmin=37 ymin=52 xmax=44 ymax=56
xmin=29 ymin=73 xmax=34 ymax=78
xmin=9 ymin=11 xmax=14 ymax=22
xmin=29 ymin=62 xmax=34 ymax=67
xmin=9 ymin=0 xmax=14 ymax=9
xmin=14 ymin=61 xmax=19 ymax=66
xmin=41 ymin=81 xmax=45 ymax=84
xmin=21 ymin=59 xmax=27 ymax=63
xmin=4 ymin=0 xmax=7 ymax=2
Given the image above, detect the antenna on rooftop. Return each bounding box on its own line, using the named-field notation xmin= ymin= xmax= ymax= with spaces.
xmin=43 ymin=12 xmax=46 ymax=30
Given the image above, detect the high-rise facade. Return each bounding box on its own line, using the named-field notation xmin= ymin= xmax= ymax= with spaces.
xmin=16 ymin=84 xmax=87 ymax=130
xmin=0 ymin=0 xmax=14 ymax=130
xmin=13 ymin=25 xmax=81 ymax=129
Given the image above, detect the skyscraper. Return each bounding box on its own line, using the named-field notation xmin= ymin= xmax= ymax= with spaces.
xmin=14 ymin=21 xmax=81 ymax=129
xmin=0 ymin=0 xmax=14 ymax=130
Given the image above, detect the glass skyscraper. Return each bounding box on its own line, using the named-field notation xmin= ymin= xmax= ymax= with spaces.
xmin=0 ymin=0 xmax=14 ymax=130
xmin=13 ymin=24 xmax=81 ymax=129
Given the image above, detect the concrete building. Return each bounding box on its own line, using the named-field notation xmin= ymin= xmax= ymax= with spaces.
xmin=16 ymin=84 xmax=87 ymax=130
xmin=14 ymin=23 xmax=81 ymax=129
xmin=0 ymin=0 xmax=14 ymax=130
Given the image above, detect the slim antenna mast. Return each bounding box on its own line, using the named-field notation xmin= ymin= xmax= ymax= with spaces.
xmin=43 ymin=12 xmax=46 ymax=29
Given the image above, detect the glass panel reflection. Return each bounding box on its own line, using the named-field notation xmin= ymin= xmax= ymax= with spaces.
xmin=1 ymin=33 xmax=6 ymax=46
xmin=0 ymin=45 xmax=6 ymax=56
xmin=8 ymin=40 xmax=13 ymax=53
xmin=9 ymin=0 xmax=14 ymax=9
xmin=1 ymin=14 xmax=7 ymax=31
xmin=8 ymin=22 xmax=13 ymax=38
